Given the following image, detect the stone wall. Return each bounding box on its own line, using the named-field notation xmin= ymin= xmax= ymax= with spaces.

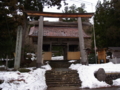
xmin=94 ymin=68 xmax=120 ymax=85
xmin=105 ymin=73 xmax=120 ymax=85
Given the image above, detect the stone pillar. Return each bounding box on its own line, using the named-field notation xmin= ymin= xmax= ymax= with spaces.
xmin=36 ymin=16 xmax=43 ymax=68
xmin=14 ymin=26 xmax=23 ymax=70
xmin=78 ymin=17 xmax=88 ymax=64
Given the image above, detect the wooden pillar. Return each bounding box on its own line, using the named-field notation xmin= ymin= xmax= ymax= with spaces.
xmin=67 ymin=43 xmax=69 ymax=52
xmin=14 ymin=26 xmax=23 ymax=70
xmin=67 ymin=43 xmax=69 ymax=60
xmin=36 ymin=16 xmax=43 ymax=68
xmin=63 ymin=45 xmax=67 ymax=60
xmin=50 ymin=42 xmax=52 ymax=51
xmin=78 ymin=17 xmax=88 ymax=64
xmin=50 ymin=42 xmax=52 ymax=60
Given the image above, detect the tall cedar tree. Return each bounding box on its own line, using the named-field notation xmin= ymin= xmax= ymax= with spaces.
xmin=0 ymin=0 xmax=67 ymax=58
xmin=0 ymin=0 xmax=18 ymax=58
xmin=93 ymin=0 xmax=120 ymax=48
xmin=62 ymin=4 xmax=88 ymax=22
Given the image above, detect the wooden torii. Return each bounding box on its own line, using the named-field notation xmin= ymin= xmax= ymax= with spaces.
xmin=16 ymin=11 xmax=94 ymax=68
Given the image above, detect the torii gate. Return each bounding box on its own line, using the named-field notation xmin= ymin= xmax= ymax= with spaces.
xmin=26 ymin=11 xmax=93 ymax=67
xmin=15 ymin=11 xmax=94 ymax=68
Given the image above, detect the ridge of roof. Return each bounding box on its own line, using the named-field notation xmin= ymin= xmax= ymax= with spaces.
xmin=28 ymin=21 xmax=92 ymax=26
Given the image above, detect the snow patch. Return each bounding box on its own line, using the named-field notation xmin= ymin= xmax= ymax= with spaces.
xmin=68 ymin=60 xmax=77 ymax=63
xmin=41 ymin=64 xmax=52 ymax=70
xmin=113 ymin=79 xmax=120 ymax=86
xmin=0 ymin=68 xmax=47 ymax=90
xmin=51 ymin=56 xmax=63 ymax=60
xmin=69 ymin=62 xmax=120 ymax=88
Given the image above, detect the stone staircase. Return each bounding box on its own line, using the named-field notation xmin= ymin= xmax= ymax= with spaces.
xmin=45 ymin=68 xmax=81 ymax=87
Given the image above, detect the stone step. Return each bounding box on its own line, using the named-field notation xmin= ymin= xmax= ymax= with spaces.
xmin=47 ymin=84 xmax=80 ymax=87
xmin=46 ymin=70 xmax=78 ymax=73
xmin=47 ymin=82 xmax=80 ymax=85
xmin=46 ymin=81 xmax=80 ymax=84
xmin=45 ymin=69 xmax=81 ymax=87
xmin=46 ymin=74 xmax=79 ymax=77
xmin=46 ymin=78 xmax=80 ymax=80
xmin=46 ymin=71 xmax=78 ymax=73
xmin=46 ymin=77 xmax=80 ymax=79
xmin=46 ymin=80 xmax=80 ymax=82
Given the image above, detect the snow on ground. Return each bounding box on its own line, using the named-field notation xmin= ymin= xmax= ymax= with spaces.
xmin=0 ymin=65 xmax=5 ymax=68
xmin=69 ymin=62 xmax=120 ymax=88
xmin=68 ymin=60 xmax=77 ymax=63
xmin=0 ymin=56 xmax=120 ymax=89
xmin=41 ymin=64 xmax=52 ymax=70
xmin=51 ymin=56 xmax=63 ymax=60
xmin=0 ymin=64 xmax=51 ymax=90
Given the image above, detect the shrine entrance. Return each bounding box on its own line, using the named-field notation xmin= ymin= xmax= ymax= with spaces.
xmin=51 ymin=45 xmax=67 ymax=60
xmin=24 ymin=11 xmax=93 ymax=68
xmin=42 ymin=37 xmax=80 ymax=61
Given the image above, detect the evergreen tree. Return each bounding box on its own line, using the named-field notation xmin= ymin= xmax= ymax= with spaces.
xmin=0 ymin=0 xmax=18 ymax=58
xmin=62 ymin=4 xmax=87 ymax=22
xmin=0 ymin=0 xmax=67 ymax=58
xmin=93 ymin=0 xmax=120 ymax=48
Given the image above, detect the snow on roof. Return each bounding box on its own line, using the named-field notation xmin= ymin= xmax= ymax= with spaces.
xmin=29 ymin=26 xmax=91 ymax=38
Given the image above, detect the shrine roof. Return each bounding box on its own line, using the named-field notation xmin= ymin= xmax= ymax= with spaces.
xmin=29 ymin=26 xmax=91 ymax=38
xmin=108 ymin=47 xmax=120 ymax=51
xmin=28 ymin=21 xmax=92 ymax=26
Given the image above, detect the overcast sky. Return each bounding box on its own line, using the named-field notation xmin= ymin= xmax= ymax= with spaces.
xmin=43 ymin=0 xmax=103 ymax=22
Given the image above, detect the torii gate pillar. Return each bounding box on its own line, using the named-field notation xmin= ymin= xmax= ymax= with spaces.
xmin=78 ymin=17 xmax=88 ymax=64
xmin=36 ymin=16 xmax=43 ymax=68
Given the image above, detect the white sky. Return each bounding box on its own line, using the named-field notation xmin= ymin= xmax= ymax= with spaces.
xmin=43 ymin=0 xmax=104 ymax=22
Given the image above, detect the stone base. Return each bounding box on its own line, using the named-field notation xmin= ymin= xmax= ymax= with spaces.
xmin=81 ymin=61 xmax=88 ymax=65
xmin=36 ymin=63 xmax=43 ymax=68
